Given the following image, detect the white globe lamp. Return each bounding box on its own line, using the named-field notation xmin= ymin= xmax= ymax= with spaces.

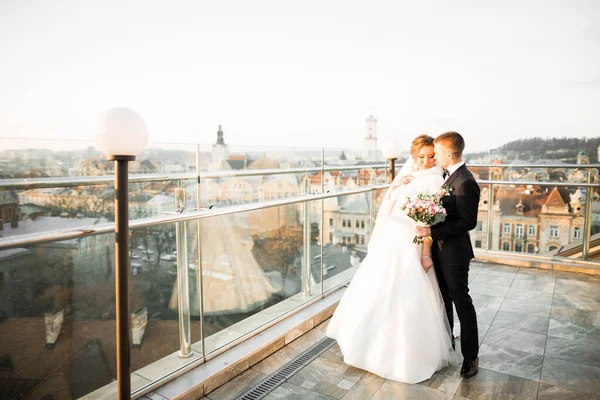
xmin=95 ymin=107 xmax=148 ymax=159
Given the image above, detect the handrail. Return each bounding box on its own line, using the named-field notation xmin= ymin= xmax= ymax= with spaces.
xmin=478 ymin=179 xmax=599 ymax=188
xmin=469 ymin=163 xmax=600 ymax=169
xmin=0 ymin=185 xmax=389 ymax=250
xmin=0 ymin=164 xmax=390 ymax=190
xmin=2 ymin=163 xmax=598 ymax=190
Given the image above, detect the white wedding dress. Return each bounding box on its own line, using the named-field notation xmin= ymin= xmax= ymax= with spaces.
xmin=326 ymin=162 xmax=454 ymax=384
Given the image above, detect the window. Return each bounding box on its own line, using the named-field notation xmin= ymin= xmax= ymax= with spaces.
xmin=515 ymin=224 xmax=523 ymax=238
xmin=515 ymin=243 xmax=523 ymax=252
xmin=329 ymin=232 xmax=333 ymax=242
xmin=475 ymin=240 xmax=482 ymax=248
xmin=550 ymin=226 xmax=559 ymax=238
xmin=329 ymin=218 xmax=334 ymax=227
xmin=356 ymin=220 xmax=360 ymax=228
xmin=527 ymin=244 xmax=535 ymax=253
xmin=361 ymin=221 xmax=365 ymax=229
xmin=343 ymin=220 xmax=346 ymax=228
xmin=503 ymin=224 xmax=511 ymax=234
xmin=528 ymin=225 xmax=536 ymax=236
xmin=476 ymin=221 xmax=483 ymax=232
xmin=360 ymin=235 xmax=365 ymax=245
xmin=574 ymin=227 xmax=582 ymax=239
xmin=347 ymin=219 xmax=351 ymax=227
xmin=503 ymin=242 xmax=510 ymax=251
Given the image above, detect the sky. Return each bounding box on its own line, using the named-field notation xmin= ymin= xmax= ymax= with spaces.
xmin=0 ymin=0 xmax=599 ymax=153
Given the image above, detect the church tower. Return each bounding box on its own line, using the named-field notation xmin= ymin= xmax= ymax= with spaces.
xmin=364 ymin=115 xmax=378 ymax=162
xmin=211 ymin=125 xmax=229 ymax=167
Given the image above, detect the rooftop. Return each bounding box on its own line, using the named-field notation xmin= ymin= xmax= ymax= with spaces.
xmin=193 ymin=262 xmax=600 ymax=400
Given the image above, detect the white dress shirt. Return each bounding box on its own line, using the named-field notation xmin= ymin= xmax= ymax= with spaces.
xmin=445 ymin=160 xmax=465 ymax=180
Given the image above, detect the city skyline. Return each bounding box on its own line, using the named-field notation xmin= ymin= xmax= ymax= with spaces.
xmin=1 ymin=0 xmax=599 ymax=152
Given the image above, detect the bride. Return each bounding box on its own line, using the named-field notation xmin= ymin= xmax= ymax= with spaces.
xmin=326 ymin=134 xmax=454 ymax=384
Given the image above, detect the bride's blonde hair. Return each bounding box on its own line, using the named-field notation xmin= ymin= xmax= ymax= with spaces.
xmin=410 ymin=134 xmax=435 ymax=157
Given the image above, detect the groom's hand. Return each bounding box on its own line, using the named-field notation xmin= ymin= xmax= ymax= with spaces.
xmin=416 ymin=226 xmax=431 ymax=238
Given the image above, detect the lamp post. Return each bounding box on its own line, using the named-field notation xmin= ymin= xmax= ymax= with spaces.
xmin=381 ymin=137 xmax=402 ymax=183
xmin=96 ymin=107 xmax=148 ymax=400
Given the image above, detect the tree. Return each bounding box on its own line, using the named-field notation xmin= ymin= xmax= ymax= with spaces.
xmin=252 ymin=225 xmax=303 ymax=283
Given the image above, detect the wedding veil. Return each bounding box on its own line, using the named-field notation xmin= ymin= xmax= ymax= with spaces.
xmin=368 ymin=157 xmax=415 ymax=253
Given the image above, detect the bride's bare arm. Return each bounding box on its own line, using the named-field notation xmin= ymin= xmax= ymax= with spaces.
xmin=421 ymin=236 xmax=433 ymax=272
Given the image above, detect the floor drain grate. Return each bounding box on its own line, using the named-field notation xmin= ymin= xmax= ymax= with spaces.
xmin=236 ymin=337 xmax=337 ymax=400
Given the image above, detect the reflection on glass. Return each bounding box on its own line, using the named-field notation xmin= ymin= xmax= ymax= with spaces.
xmin=0 ymin=233 xmax=118 ymax=398
xmin=479 ymin=183 xmax=591 ymax=259
xmin=195 ymin=200 xmax=324 ymax=354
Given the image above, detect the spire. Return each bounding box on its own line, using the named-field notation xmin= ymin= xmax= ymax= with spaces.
xmin=215 ymin=125 xmax=225 ymax=146
xmin=544 ymin=187 xmax=566 ymax=208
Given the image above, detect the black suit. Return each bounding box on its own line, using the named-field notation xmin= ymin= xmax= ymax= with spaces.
xmin=430 ymin=164 xmax=480 ymax=361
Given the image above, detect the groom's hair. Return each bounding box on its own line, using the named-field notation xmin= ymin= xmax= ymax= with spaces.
xmin=435 ymin=131 xmax=465 ymax=158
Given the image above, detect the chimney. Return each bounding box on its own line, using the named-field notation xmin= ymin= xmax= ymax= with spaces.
xmin=44 ymin=308 xmax=64 ymax=349
xmin=131 ymin=307 xmax=148 ymax=347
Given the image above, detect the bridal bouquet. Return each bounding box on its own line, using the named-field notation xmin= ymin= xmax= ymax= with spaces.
xmin=400 ymin=186 xmax=452 ymax=244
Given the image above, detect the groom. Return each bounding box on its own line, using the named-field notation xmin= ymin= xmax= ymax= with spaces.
xmin=416 ymin=131 xmax=480 ymax=378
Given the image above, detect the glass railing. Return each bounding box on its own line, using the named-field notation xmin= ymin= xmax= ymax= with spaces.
xmin=1 ymin=138 xmax=599 ymax=398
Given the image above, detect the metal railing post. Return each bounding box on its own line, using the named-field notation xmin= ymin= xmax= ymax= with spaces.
xmin=302 ymin=176 xmax=311 ymax=296
xmin=195 ymin=144 xmax=206 ymax=361
xmin=369 ymin=173 xmax=376 ymax=238
xmin=320 ymin=149 xmax=325 ymax=296
xmin=486 ymin=183 xmax=494 ymax=251
xmin=174 ymin=187 xmax=192 ymax=358
xmin=582 ymin=171 xmax=595 ymax=260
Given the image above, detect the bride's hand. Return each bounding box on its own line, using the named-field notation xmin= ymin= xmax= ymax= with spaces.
xmin=421 ymin=256 xmax=433 ymax=273
xmin=392 ymin=174 xmax=413 ymax=189
xmin=400 ymin=174 xmax=414 ymax=185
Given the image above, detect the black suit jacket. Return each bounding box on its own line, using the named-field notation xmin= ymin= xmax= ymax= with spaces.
xmin=431 ymin=164 xmax=480 ymax=264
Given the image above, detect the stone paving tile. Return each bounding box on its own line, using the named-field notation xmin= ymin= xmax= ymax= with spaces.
xmin=455 ymin=368 xmax=539 ymax=399
xmin=286 ymin=357 xmax=366 ymax=399
xmin=264 ymin=382 xmax=336 ymax=400
xmin=537 ymin=383 xmax=598 ymax=400
xmin=541 ymin=356 xmax=600 ymax=396
xmin=478 ymin=343 xmax=544 ymax=381
xmin=491 ymin=310 xmax=550 ymax=335
xmin=419 ymin=363 xmax=462 ymax=396
xmin=371 ymin=379 xmax=453 ymax=399
xmin=498 ymin=298 xmax=551 ymax=318
xmin=545 ymin=336 xmax=600 ymax=368
xmin=483 ymin=326 xmax=547 ymax=356
xmin=340 ymin=372 xmax=384 ymax=400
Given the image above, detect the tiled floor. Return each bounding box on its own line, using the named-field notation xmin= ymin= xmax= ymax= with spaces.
xmin=205 ymin=262 xmax=600 ymax=399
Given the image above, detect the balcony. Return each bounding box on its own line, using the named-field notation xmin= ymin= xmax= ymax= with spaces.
xmin=1 ymin=141 xmax=599 ymax=399
xmin=198 ymin=263 xmax=600 ymax=399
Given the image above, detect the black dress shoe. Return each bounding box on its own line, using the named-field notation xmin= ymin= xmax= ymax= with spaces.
xmin=461 ymin=358 xmax=478 ymax=378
